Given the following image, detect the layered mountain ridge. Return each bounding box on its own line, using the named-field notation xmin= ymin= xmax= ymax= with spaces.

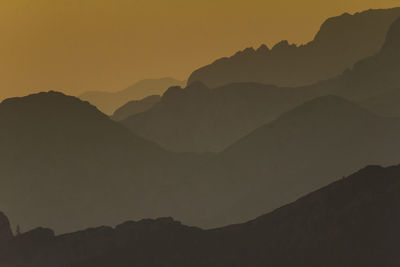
xmin=188 ymin=8 xmax=400 ymax=88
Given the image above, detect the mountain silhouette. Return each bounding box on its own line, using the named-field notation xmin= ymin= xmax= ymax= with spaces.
xmin=80 ymin=77 xmax=184 ymax=115
xmin=111 ymin=95 xmax=161 ymax=121
xmin=122 ymin=16 xmax=400 ymax=153
xmin=188 ymin=8 xmax=400 ymax=88
xmin=167 ymin=95 xmax=400 ymax=227
xmin=0 ymin=91 xmax=207 ymax=233
xmin=1 ymin=164 xmax=400 ymax=267
xmin=122 ymin=81 xmax=321 ymax=152
xmin=361 ymin=88 xmax=400 ymax=117
xmin=321 ymin=15 xmax=400 ymax=101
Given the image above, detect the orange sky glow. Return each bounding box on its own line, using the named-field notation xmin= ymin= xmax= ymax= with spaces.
xmin=0 ymin=0 xmax=399 ymax=100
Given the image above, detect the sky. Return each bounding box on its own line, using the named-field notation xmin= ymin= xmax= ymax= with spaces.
xmin=0 ymin=0 xmax=399 ymax=100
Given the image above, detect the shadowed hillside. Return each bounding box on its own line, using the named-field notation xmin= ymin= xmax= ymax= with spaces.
xmin=188 ymin=8 xmax=400 ymax=88
xmin=0 ymin=91 xmax=207 ymax=233
xmin=360 ymin=88 xmax=400 ymax=117
xmin=165 ymin=96 xmax=400 ymax=227
xmin=80 ymin=78 xmax=184 ymax=115
xmin=1 ymin=164 xmax=400 ymax=267
xmin=122 ymin=81 xmax=322 ymax=152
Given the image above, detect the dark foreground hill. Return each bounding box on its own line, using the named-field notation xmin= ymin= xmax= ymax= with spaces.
xmin=0 ymin=91 xmax=207 ymax=233
xmin=1 ymin=164 xmax=400 ymax=267
xmin=188 ymin=8 xmax=400 ymax=88
xmin=80 ymin=77 xmax=184 ymax=115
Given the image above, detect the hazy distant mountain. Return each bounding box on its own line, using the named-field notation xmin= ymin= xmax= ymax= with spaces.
xmin=122 ymin=16 xmax=400 ymax=153
xmin=0 ymin=91 xmax=206 ymax=233
xmin=188 ymin=8 xmax=400 ymax=88
xmin=122 ymin=81 xmax=322 ymax=152
xmin=80 ymin=78 xmax=184 ymax=115
xmin=112 ymin=95 xmax=161 ymax=121
xmin=2 ymin=164 xmax=400 ymax=267
xmin=168 ymin=96 xmax=400 ymax=227
xmin=322 ymin=15 xmax=400 ymax=101
xmin=361 ymin=88 xmax=400 ymax=117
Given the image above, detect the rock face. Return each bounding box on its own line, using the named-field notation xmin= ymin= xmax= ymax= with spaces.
xmin=1 ymin=164 xmax=400 ymax=267
xmin=188 ymin=8 xmax=400 ymax=88
xmin=0 ymin=212 xmax=12 ymax=245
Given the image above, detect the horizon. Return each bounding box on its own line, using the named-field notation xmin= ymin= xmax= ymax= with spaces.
xmin=0 ymin=1 xmax=399 ymax=100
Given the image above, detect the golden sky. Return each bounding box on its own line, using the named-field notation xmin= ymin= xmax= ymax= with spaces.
xmin=0 ymin=0 xmax=399 ymax=100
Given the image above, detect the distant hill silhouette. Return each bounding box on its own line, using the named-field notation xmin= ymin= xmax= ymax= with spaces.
xmin=80 ymin=77 xmax=184 ymax=115
xmin=188 ymin=8 xmax=400 ymax=88
xmin=166 ymin=96 xmax=400 ymax=227
xmin=1 ymin=164 xmax=400 ymax=267
xmin=122 ymin=81 xmax=321 ymax=152
xmin=0 ymin=91 xmax=207 ymax=233
xmin=112 ymin=95 xmax=161 ymax=121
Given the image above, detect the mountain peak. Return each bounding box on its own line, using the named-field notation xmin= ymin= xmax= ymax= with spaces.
xmin=256 ymin=44 xmax=270 ymax=53
xmin=271 ymin=40 xmax=296 ymax=51
xmin=0 ymin=91 xmax=106 ymax=121
xmin=185 ymin=81 xmax=210 ymax=93
xmin=161 ymin=86 xmax=185 ymax=101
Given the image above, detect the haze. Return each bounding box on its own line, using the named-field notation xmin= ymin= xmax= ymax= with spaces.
xmin=0 ymin=0 xmax=398 ymax=100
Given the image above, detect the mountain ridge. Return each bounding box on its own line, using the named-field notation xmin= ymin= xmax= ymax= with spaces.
xmin=1 ymin=164 xmax=400 ymax=267
xmin=188 ymin=7 xmax=400 ymax=88
xmin=80 ymin=77 xmax=184 ymax=115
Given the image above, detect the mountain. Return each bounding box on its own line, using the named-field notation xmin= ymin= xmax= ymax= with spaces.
xmin=122 ymin=81 xmax=322 ymax=152
xmin=122 ymin=16 xmax=400 ymax=153
xmin=361 ymin=88 xmax=400 ymax=117
xmin=165 ymin=96 xmax=400 ymax=227
xmin=322 ymin=15 xmax=400 ymax=101
xmin=80 ymin=77 xmax=184 ymax=115
xmin=0 ymin=91 xmax=206 ymax=233
xmin=1 ymin=164 xmax=400 ymax=267
xmin=111 ymin=95 xmax=161 ymax=121
xmin=0 ymin=212 xmax=12 ymax=247
xmin=188 ymin=8 xmax=400 ymax=88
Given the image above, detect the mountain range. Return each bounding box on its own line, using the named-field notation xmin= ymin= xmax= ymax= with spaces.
xmin=2 ymin=7 xmax=400 ymax=239
xmin=0 ymin=91 xmax=207 ymax=233
xmin=162 ymin=95 xmax=400 ymax=227
xmin=1 ymin=164 xmax=400 ymax=267
xmin=121 ymin=14 xmax=400 ymax=153
xmin=122 ymin=81 xmax=321 ymax=152
xmin=80 ymin=77 xmax=184 ymax=115
xmin=187 ymin=8 xmax=400 ymax=88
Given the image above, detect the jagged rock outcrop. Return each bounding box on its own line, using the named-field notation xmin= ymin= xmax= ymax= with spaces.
xmin=188 ymin=8 xmax=400 ymax=88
